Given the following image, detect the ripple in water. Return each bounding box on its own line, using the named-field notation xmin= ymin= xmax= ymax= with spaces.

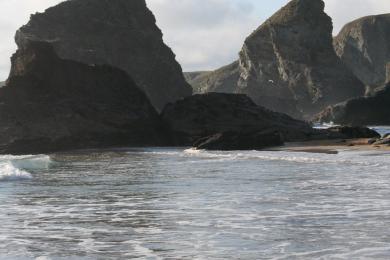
xmin=0 ymin=140 xmax=390 ymax=259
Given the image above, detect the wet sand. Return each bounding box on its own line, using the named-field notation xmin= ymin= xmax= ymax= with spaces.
xmin=275 ymin=139 xmax=390 ymax=154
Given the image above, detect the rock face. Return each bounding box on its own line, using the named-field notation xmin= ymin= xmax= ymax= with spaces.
xmin=194 ymin=130 xmax=284 ymax=151
xmin=15 ymin=0 xmax=192 ymax=111
xmin=315 ymin=84 xmax=390 ymax=126
xmin=238 ymin=0 xmax=366 ymax=118
xmin=184 ymin=61 xmax=240 ymax=94
xmin=0 ymin=41 xmax=166 ymax=154
xmin=161 ymin=93 xmax=316 ymax=146
xmin=185 ymin=0 xmax=365 ymax=119
xmin=334 ymin=14 xmax=390 ymax=91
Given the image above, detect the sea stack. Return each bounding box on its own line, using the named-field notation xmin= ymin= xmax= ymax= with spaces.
xmin=15 ymin=0 xmax=192 ymax=111
xmin=334 ymin=14 xmax=390 ymax=92
xmin=186 ymin=0 xmax=365 ymax=119
xmin=0 ymin=41 xmax=166 ymax=154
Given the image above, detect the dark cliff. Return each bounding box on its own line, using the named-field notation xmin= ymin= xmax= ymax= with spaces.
xmin=315 ymin=83 xmax=390 ymax=126
xmin=16 ymin=0 xmax=192 ymax=111
xmin=161 ymin=93 xmax=316 ymax=146
xmin=0 ymin=42 xmax=166 ymax=154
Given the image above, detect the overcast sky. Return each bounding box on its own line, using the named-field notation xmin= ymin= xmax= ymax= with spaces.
xmin=0 ymin=0 xmax=389 ymax=79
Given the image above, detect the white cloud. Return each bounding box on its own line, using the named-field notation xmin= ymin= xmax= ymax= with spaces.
xmin=324 ymin=0 xmax=390 ymax=33
xmin=146 ymin=0 xmax=259 ymax=72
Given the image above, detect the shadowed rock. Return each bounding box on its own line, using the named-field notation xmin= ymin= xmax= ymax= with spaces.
xmin=0 ymin=42 xmax=167 ymax=154
xmin=194 ymin=130 xmax=284 ymax=151
xmin=16 ymin=0 xmax=192 ymax=111
xmin=314 ymin=83 xmax=390 ymax=126
xmin=161 ymin=92 xmax=316 ymax=146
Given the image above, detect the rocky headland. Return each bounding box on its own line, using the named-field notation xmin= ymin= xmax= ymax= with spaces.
xmin=186 ymin=0 xmax=365 ymax=119
xmin=0 ymin=0 xmax=387 ymax=154
xmin=184 ymin=61 xmax=240 ymax=95
xmin=334 ymin=14 xmax=390 ymax=93
xmin=16 ymin=0 xmax=192 ymax=111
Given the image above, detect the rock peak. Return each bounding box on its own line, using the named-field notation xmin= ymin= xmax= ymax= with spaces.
xmin=236 ymin=0 xmax=363 ymax=119
xmin=1 ymin=40 xmax=167 ymax=154
xmin=16 ymin=0 xmax=192 ymax=111
xmin=334 ymin=13 xmax=390 ymax=90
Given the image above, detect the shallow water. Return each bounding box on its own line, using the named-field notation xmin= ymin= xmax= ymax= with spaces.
xmin=1 ymin=131 xmax=390 ymax=259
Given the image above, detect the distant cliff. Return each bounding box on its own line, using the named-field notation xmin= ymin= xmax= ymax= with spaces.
xmin=315 ymin=83 xmax=390 ymax=126
xmin=184 ymin=61 xmax=240 ymax=94
xmin=16 ymin=0 xmax=192 ymax=111
xmin=334 ymin=14 xmax=390 ymax=92
xmin=186 ymin=0 xmax=365 ymax=119
xmin=0 ymin=42 xmax=167 ymax=154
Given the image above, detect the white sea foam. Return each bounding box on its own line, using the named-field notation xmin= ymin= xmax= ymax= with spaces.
xmin=0 ymin=154 xmax=52 ymax=181
xmin=11 ymin=155 xmax=52 ymax=170
xmin=182 ymin=149 xmax=388 ymax=167
xmin=0 ymin=162 xmax=32 ymax=181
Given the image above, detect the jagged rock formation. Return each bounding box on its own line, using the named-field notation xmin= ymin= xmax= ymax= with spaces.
xmin=334 ymin=14 xmax=390 ymax=92
xmin=184 ymin=61 xmax=240 ymax=94
xmin=15 ymin=0 xmax=192 ymax=111
xmin=0 ymin=41 xmax=167 ymax=154
xmin=315 ymin=84 xmax=390 ymax=126
xmin=185 ymin=0 xmax=365 ymax=119
xmin=161 ymin=93 xmax=319 ymax=146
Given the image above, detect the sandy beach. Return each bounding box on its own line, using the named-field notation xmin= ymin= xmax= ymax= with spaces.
xmin=275 ymin=139 xmax=390 ymax=154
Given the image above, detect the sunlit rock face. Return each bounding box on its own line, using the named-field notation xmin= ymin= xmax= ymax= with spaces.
xmin=185 ymin=0 xmax=365 ymax=119
xmin=236 ymin=0 xmax=364 ymax=119
xmin=334 ymin=14 xmax=390 ymax=92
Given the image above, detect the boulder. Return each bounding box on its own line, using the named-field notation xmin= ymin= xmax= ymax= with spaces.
xmin=15 ymin=0 xmax=192 ymax=111
xmin=373 ymin=136 xmax=390 ymax=145
xmin=161 ymin=92 xmax=316 ymax=146
xmin=0 ymin=41 xmax=167 ymax=154
xmin=327 ymin=126 xmax=381 ymax=139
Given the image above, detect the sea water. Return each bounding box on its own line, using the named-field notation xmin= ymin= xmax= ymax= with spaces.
xmin=0 ymin=128 xmax=390 ymax=259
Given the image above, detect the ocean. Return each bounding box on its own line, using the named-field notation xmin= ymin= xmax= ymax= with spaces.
xmin=0 ymin=127 xmax=390 ymax=259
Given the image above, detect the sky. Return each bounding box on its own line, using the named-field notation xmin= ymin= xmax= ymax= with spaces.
xmin=0 ymin=0 xmax=389 ymax=79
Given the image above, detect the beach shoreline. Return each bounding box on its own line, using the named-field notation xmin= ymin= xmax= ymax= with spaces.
xmin=274 ymin=139 xmax=390 ymax=154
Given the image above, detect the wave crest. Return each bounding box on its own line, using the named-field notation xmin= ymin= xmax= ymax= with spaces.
xmin=0 ymin=155 xmax=52 ymax=182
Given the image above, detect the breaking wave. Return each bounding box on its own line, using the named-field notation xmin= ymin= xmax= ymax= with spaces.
xmin=0 ymin=155 xmax=52 ymax=181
